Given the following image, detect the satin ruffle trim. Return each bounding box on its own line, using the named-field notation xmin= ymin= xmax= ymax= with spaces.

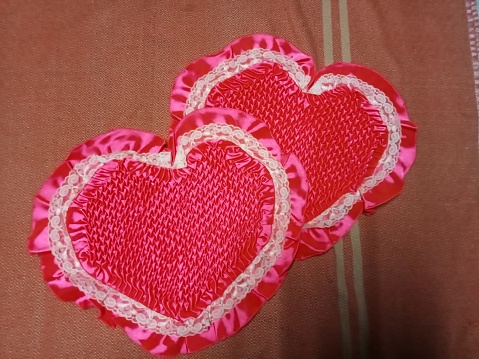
xmin=297 ymin=63 xmax=417 ymax=258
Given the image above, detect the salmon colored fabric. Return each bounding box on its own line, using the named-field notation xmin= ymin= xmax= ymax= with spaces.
xmin=1 ymin=0 xmax=479 ymax=358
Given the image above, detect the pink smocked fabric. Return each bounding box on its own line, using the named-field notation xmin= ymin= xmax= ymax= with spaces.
xmin=28 ymin=108 xmax=308 ymax=356
xmin=170 ymin=34 xmax=417 ymax=259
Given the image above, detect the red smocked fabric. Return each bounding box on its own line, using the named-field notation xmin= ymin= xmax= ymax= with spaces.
xmin=68 ymin=143 xmax=275 ymax=321
xmin=170 ymin=34 xmax=417 ymax=259
xmin=206 ymin=62 xmax=387 ymax=220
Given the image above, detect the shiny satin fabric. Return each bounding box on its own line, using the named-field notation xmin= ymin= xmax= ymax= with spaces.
xmin=169 ymin=34 xmax=316 ymax=124
xmin=168 ymin=33 xmax=417 ymax=260
xmin=298 ymin=63 xmax=417 ymax=258
xmin=205 ymin=61 xmax=388 ymax=220
xmin=68 ymin=142 xmax=276 ymax=320
xmin=28 ymin=108 xmax=308 ymax=356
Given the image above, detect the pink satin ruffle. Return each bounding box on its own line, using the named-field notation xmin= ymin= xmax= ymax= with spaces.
xmin=28 ymin=108 xmax=308 ymax=356
xmin=170 ymin=33 xmax=316 ymax=126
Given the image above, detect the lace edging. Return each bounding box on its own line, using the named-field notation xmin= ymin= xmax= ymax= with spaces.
xmin=305 ymin=74 xmax=401 ymax=228
xmin=185 ymin=49 xmax=311 ymax=115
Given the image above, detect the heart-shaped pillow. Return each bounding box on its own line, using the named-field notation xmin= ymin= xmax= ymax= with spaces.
xmin=28 ymin=108 xmax=307 ymax=356
xmin=170 ymin=34 xmax=417 ymax=259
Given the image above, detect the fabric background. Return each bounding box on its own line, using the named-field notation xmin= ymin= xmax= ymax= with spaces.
xmin=1 ymin=0 xmax=478 ymax=358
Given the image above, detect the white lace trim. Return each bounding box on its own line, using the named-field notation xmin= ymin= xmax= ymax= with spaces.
xmin=184 ymin=48 xmax=311 ymax=115
xmin=305 ymin=75 xmax=401 ymax=228
xmin=47 ymin=123 xmax=291 ymax=337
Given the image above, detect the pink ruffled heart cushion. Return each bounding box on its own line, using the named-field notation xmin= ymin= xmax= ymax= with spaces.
xmin=28 ymin=108 xmax=307 ymax=356
xmin=170 ymin=34 xmax=417 ymax=259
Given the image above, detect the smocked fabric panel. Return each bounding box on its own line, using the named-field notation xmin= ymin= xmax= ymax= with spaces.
xmin=68 ymin=142 xmax=274 ymax=321
xmin=206 ymin=62 xmax=388 ymax=222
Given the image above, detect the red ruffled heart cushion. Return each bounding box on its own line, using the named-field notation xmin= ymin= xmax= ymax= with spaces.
xmin=28 ymin=108 xmax=307 ymax=356
xmin=170 ymin=34 xmax=417 ymax=259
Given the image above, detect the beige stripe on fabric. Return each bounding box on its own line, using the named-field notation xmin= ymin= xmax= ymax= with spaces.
xmin=323 ymin=0 xmax=352 ymax=357
xmin=351 ymin=224 xmax=370 ymax=359
xmin=322 ymin=0 xmax=334 ymax=65
xmin=334 ymin=241 xmax=353 ymax=359
xmin=339 ymin=0 xmax=370 ymax=356
xmin=339 ymin=0 xmax=352 ymax=62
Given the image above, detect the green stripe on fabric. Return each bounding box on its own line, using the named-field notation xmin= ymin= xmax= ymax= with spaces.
xmin=334 ymin=241 xmax=353 ymax=359
xmin=322 ymin=0 xmax=334 ymax=65
xmin=351 ymin=223 xmax=370 ymax=359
